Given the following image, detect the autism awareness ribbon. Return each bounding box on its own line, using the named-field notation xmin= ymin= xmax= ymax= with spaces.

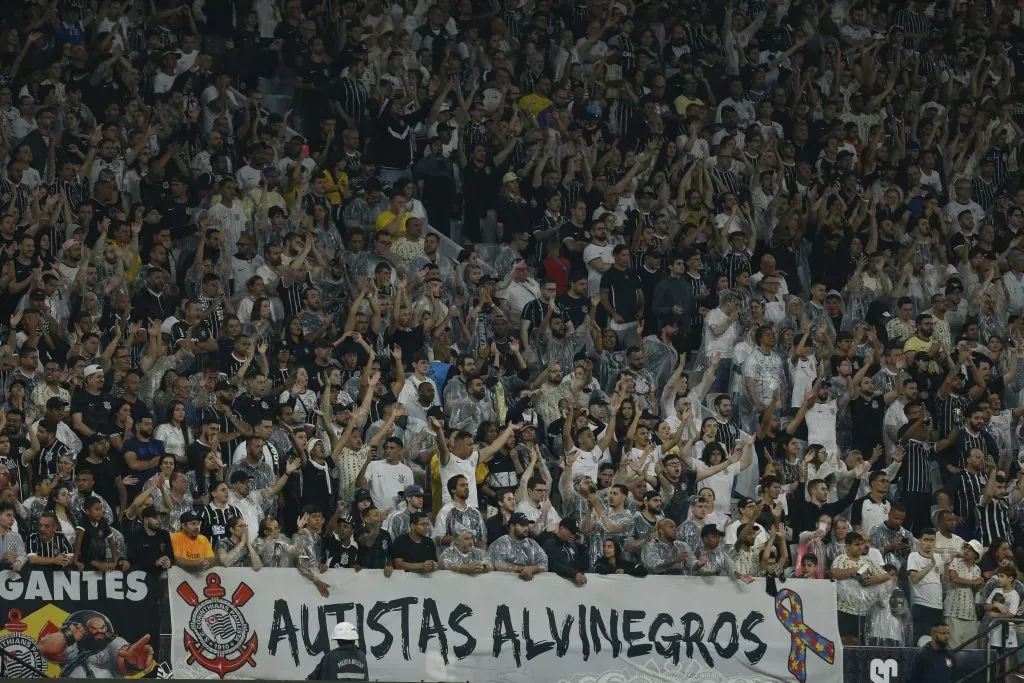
xmin=774 ymin=588 xmax=836 ymax=682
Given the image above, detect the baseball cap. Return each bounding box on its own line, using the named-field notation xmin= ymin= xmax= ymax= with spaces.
xmin=354 ymin=488 xmax=372 ymax=503
xmin=337 ymin=513 xmax=355 ymax=526
xmin=215 ymin=380 xmax=235 ymax=392
xmin=403 ymin=485 xmax=425 ymax=497
xmin=502 ymin=172 xmax=519 ymax=185
xmin=508 ymin=512 xmax=531 ymax=526
xmin=589 ymin=395 xmax=610 ymax=406
xmin=229 ymin=471 xmax=252 ymax=484
xmin=836 ymin=330 xmax=854 ymax=341
xmin=180 ymin=510 xmax=200 ymax=524
xmin=83 ymin=364 xmax=103 ymax=378
xmin=700 ymin=523 xmax=723 ymax=538
xmin=560 ymin=518 xmax=580 ymax=535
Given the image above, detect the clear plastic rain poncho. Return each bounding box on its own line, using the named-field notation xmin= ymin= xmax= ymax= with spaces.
xmin=865 ymin=581 xmax=910 ymax=645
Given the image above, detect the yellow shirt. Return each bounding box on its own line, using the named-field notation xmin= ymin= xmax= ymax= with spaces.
xmin=673 ymin=94 xmax=706 ymax=117
xmin=171 ymin=531 xmax=215 ymax=561
xmin=374 ymin=210 xmax=410 ymax=236
xmin=323 ymin=170 xmax=349 ymax=205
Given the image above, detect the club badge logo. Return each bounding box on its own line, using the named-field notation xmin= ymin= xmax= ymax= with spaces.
xmin=0 ymin=609 xmax=47 ymax=678
xmin=176 ymin=574 xmax=257 ymax=678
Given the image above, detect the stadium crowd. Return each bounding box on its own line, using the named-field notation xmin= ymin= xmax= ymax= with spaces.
xmin=4 ymin=0 xmax=1024 ymax=663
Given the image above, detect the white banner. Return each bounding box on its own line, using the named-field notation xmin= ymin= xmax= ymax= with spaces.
xmin=168 ymin=568 xmax=842 ymax=683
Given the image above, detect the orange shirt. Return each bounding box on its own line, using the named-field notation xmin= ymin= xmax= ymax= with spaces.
xmin=171 ymin=531 xmax=215 ymax=561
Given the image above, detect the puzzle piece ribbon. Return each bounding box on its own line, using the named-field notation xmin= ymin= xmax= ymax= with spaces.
xmin=774 ymin=588 xmax=836 ymax=682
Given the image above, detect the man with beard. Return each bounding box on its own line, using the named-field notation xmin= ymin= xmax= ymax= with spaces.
xmin=623 ymin=491 xmax=664 ymax=560
xmin=488 ymin=511 xmax=548 ymax=580
xmin=434 ymin=475 xmax=488 ymax=549
xmin=903 ymin=314 xmax=939 ymax=365
xmin=38 ymin=612 xmax=154 ymax=677
xmin=537 ymin=303 xmax=595 ymax=378
xmin=906 ymin=623 xmax=955 ymax=683
xmin=448 ymin=376 xmax=498 ymax=435
xmin=127 ymin=505 xmax=174 ymax=573
xmin=70 ymin=469 xmax=114 ymax=525
xmin=442 ymin=354 xmax=478 ymax=413
xmin=385 ymin=485 xmax=433 ymax=540
xmin=24 ymin=418 xmax=71 ymax=483
xmin=201 ymin=380 xmax=253 ymax=465
xmin=121 ymin=414 xmax=165 ymax=495
xmin=397 ymin=351 xmax=439 ymax=422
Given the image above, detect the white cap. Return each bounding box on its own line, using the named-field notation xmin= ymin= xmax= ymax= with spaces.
xmin=83 ymin=364 xmax=104 ymax=378
xmin=965 ymin=540 xmax=983 ymax=558
xmin=306 ymin=438 xmax=323 ymax=455
xmin=332 ymin=622 xmax=358 ymax=641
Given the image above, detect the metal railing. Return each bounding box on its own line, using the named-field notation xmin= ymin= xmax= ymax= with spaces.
xmin=953 ymin=618 xmax=1024 ymax=683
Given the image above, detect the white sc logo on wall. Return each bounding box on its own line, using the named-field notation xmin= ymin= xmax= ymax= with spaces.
xmin=870 ymin=658 xmax=899 ymax=683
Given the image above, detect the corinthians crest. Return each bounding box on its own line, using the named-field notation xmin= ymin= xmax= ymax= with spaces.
xmin=176 ymin=574 xmax=258 ymax=678
xmin=0 ymin=609 xmax=47 ymax=678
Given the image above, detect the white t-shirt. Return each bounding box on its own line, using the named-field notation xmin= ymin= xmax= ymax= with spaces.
xmin=570 ymin=445 xmax=605 ymax=483
xmin=934 ymin=532 xmax=965 ymax=567
xmin=516 ymin=499 xmax=561 ymax=530
xmin=694 ymin=460 xmax=741 ymax=514
xmin=986 ymin=589 xmax=1020 ymax=648
xmin=790 ymin=355 xmax=817 ymax=408
xmin=583 ymin=243 xmax=615 ymax=296
xmin=440 ymin=451 xmax=479 ymax=508
xmin=804 ymin=400 xmax=839 ymax=457
xmin=702 ymin=308 xmax=739 ymax=358
xmin=907 ymin=551 xmax=944 ymax=610
xmin=724 ymin=519 xmax=767 ymax=548
xmin=364 ymin=460 xmax=415 ymax=511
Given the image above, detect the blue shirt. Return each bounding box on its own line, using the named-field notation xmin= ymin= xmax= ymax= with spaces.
xmin=906 ymin=645 xmax=955 ymax=683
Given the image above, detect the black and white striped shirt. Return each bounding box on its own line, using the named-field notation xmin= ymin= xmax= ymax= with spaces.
xmin=956 ymin=427 xmax=998 ymax=472
xmin=27 ymin=531 xmax=73 ymax=558
xmin=895 ymin=8 xmax=931 ymax=37
xmin=721 ymin=249 xmax=753 ymax=288
xmin=334 ymin=77 xmax=369 ymax=128
xmin=50 ymin=175 xmax=91 ymax=215
xmin=684 ymin=273 xmax=707 ymax=325
xmin=977 ymin=497 xmax=1012 ymax=546
xmin=897 ymin=437 xmax=935 ymax=494
xmin=972 ymin=176 xmax=998 ymax=212
xmin=198 ymin=503 xmax=242 ymax=548
xmin=932 ymin=393 xmax=968 ymax=440
xmin=715 ymin=418 xmax=741 ymax=454
xmin=954 ymin=470 xmax=986 ymax=528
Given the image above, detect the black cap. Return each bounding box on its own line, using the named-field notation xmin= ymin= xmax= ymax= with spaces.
xmin=640 ymin=409 xmax=659 ymax=420
xmin=140 ymin=505 xmax=161 ymax=519
xmin=229 ymin=471 xmax=252 ymax=484
xmin=426 ymin=406 xmax=446 ymax=420
xmin=337 ymin=513 xmax=355 ymax=526
xmin=700 ymin=523 xmax=723 ymax=538
xmin=45 ymin=396 xmax=68 ymax=410
xmin=589 ymin=395 xmax=610 ymax=406
xmin=643 ymin=490 xmax=662 ymax=501
xmin=180 ymin=510 xmax=200 ymax=524
xmin=560 ymin=518 xmax=580 ymax=535
xmin=836 ymin=330 xmax=854 ymax=341
xmin=737 ymin=496 xmax=756 ymax=509
xmin=215 ymin=380 xmax=235 ymax=392
xmin=403 ymin=484 xmax=424 ymax=497
xmin=354 ymin=488 xmax=372 ymax=503
xmin=508 ymin=512 xmax=531 ymax=526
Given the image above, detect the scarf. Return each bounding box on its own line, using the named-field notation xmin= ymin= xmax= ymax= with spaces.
xmin=303 ymin=457 xmax=332 ymax=496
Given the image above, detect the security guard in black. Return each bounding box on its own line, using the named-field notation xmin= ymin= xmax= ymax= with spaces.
xmin=307 ymin=623 xmax=368 ymax=681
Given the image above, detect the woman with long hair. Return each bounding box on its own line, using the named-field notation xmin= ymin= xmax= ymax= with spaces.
xmin=279 ymin=367 xmax=318 ymax=425
xmin=824 ymin=518 xmax=851 ymax=577
xmin=594 ymin=538 xmax=648 ymax=576
xmin=282 ymin=315 xmax=312 ymax=366
xmin=45 ymin=483 xmax=77 ymax=545
xmin=244 ymin=297 xmax=276 ymax=346
xmin=155 ymin=400 xmax=192 ymax=466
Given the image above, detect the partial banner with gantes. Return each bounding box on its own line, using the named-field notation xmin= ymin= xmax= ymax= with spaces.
xmin=168 ymin=568 xmax=843 ymax=683
xmin=0 ymin=569 xmax=164 ymax=679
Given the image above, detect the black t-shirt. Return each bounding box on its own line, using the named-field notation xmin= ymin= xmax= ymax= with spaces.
xmin=70 ymin=388 xmax=113 ymax=434
xmin=387 ymin=325 xmax=426 ymax=361
xmin=600 ymin=266 xmax=642 ymax=321
xmin=127 ymin=528 xmax=174 ymax=571
xmin=848 ymin=396 xmax=886 ymax=465
xmin=556 ymin=293 xmax=591 ymax=328
xmin=389 ymin=533 xmax=437 ymax=564
xmin=76 ymin=455 xmax=122 ymax=514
